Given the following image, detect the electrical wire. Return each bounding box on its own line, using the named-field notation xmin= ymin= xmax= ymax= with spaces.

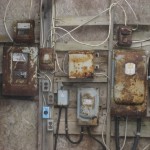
xmin=133 ymin=38 xmax=150 ymax=43
xmin=55 ymin=53 xmax=65 ymax=73
xmin=116 ymin=3 xmax=127 ymax=26
xmin=101 ymin=109 xmax=111 ymax=150
xmin=142 ymin=144 xmax=150 ymax=150
xmin=4 ymin=0 xmax=13 ymax=42
xmin=131 ymin=118 xmax=142 ymax=150
xmin=120 ymin=117 xmax=128 ymax=150
xmin=87 ymin=127 xmax=106 ymax=150
xmin=64 ymin=107 xmax=84 ymax=144
xmin=56 ymin=0 xmax=123 ymax=41
xmin=40 ymin=0 xmax=44 ymax=47
xmin=115 ymin=117 xmax=120 ymax=150
xmin=54 ymin=107 xmax=62 ymax=150
xmin=29 ymin=0 xmax=33 ymax=19
xmin=44 ymin=0 xmax=125 ymax=48
xmin=52 ymin=1 xmax=114 ymax=47
xmin=124 ymin=0 xmax=138 ymax=31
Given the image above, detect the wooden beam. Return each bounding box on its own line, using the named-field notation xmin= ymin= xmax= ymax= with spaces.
xmin=55 ymin=16 xmax=150 ymax=27
xmin=55 ymin=16 xmax=109 ymax=26
xmin=55 ymin=41 xmax=109 ymax=51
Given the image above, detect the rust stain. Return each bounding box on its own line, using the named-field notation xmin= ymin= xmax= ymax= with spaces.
xmin=69 ymin=51 xmax=94 ymax=78
xmin=112 ymin=49 xmax=147 ymax=116
xmin=2 ymin=46 xmax=38 ymax=96
xmin=114 ymin=50 xmax=147 ymax=105
xmin=13 ymin=20 xmax=35 ymax=43
xmin=39 ymin=48 xmax=55 ymax=70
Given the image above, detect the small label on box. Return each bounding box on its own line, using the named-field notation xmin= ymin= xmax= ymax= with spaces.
xmin=17 ymin=23 xmax=30 ymax=29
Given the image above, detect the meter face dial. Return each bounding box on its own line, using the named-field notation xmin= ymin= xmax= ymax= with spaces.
xmin=13 ymin=53 xmax=28 ymax=62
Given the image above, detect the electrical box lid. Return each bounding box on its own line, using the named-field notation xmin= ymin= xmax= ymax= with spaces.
xmin=113 ymin=49 xmax=147 ymax=105
xmin=69 ymin=51 xmax=94 ymax=79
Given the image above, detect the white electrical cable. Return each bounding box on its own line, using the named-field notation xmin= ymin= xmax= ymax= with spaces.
xmin=120 ymin=117 xmax=128 ymax=150
xmin=142 ymin=144 xmax=150 ymax=150
xmin=56 ymin=0 xmax=123 ymax=41
xmin=4 ymin=0 xmax=13 ymax=42
xmin=52 ymin=3 xmax=115 ymax=47
xmin=133 ymin=37 xmax=150 ymax=43
xmin=40 ymin=0 xmax=44 ymax=47
xmin=44 ymin=0 xmax=125 ymax=48
xmin=116 ymin=3 xmax=127 ymax=26
xmin=29 ymin=0 xmax=33 ymax=19
xmin=124 ymin=0 xmax=138 ymax=31
xmin=101 ymin=109 xmax=111 ymax=150
xmin=55 ymin=53 xmax=65 ymax=73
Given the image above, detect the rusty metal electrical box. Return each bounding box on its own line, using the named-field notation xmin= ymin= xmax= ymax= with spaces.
xmin=77 ymin=88 xmax=99 ymax=126
xmin=2 ymin=46 xmax=38 ymax=96
xmin=13 ymin=20 xmax=35 ymax=43
xmin=117 ymin=26 xmax=132 ymax=47
xmin=39 ymin=48 xmax=55 ymax=71
xmin=111 ymin=49 xmax=148 ymax=116
xmin=69 ymin=51 xmax=94 ymax=78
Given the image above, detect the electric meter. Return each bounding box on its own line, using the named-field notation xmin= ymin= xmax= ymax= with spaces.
xmin=2 ymin=46 xmax=38 ymax=96
xmin=77 ymin=88 xmax=99 ymax=126
xmin=14 ymin=20 xmax=35 ymax=43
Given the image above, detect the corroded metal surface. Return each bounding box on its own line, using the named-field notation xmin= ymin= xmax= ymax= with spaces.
xmin=14 ymin=20 xmax=35 ymax=43
xmin=69 ymin=51 xmax=94 ymax=78
xmin=112 ymin=49 xmax=148 ymax=116
xmin=77 ymin=88 xmax=99 ymax=126
xmin=39 ymin=48 xmax=55 ymax=70
xmin=2 ymin=46 xmax=38 ymax=96
xmin=114 ymin=50 xmax=147 ymax=105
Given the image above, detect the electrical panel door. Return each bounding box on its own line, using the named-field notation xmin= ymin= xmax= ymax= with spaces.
xmin=2 ymin=46 xmax=38 ymax=96
xmin=77 ymin=88 xmax=99 ymax=126
xmin=111 ymin=49 xmax=148 ymax=116
xmin=69 ymin=51 xmax=94 ymax=78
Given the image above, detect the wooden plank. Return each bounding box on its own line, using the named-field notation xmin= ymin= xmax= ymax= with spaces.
xmin=53 ymin=108 xmax=150 ymax=137
xmin=55 ymin=41 xmax=109 ymax=51
xmin=38 ymin=80 xmax=43 ymax=150
xmin=54 ymin=109 xmax=105 ymax=135
xmin=55 ymin=16 xmax=109 ymax=26
xmin=106 ymin=0 xmax=114 ymax=146
xmin=54 ymin=76 xmax=108 ymax=83
xmin=55 ymin=16 xmax=150 ymax=27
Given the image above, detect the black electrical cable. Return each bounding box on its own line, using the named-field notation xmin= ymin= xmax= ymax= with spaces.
xmin=115 ymin=116 xmax=120 ymax=150
xmin=64 ymin=107 xmax=84 ymax=144
xmin=131 ymin=118 xmax=142 ymax=150
xmin=54 ymin=107 xmax=62 ymax=150
xmin=87 ymin=126 xmax=106 ymax=150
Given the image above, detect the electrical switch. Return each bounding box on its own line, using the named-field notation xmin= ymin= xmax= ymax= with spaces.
xmin=42 ymin=106 xmax=50 ymax=119
xmin=47 ymin=119 xmax=53 ymax=131
xmin=42 ymin=79 xmax=50 ymax=92
xmin=57 ymin=90 xmax=69 ymax=106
